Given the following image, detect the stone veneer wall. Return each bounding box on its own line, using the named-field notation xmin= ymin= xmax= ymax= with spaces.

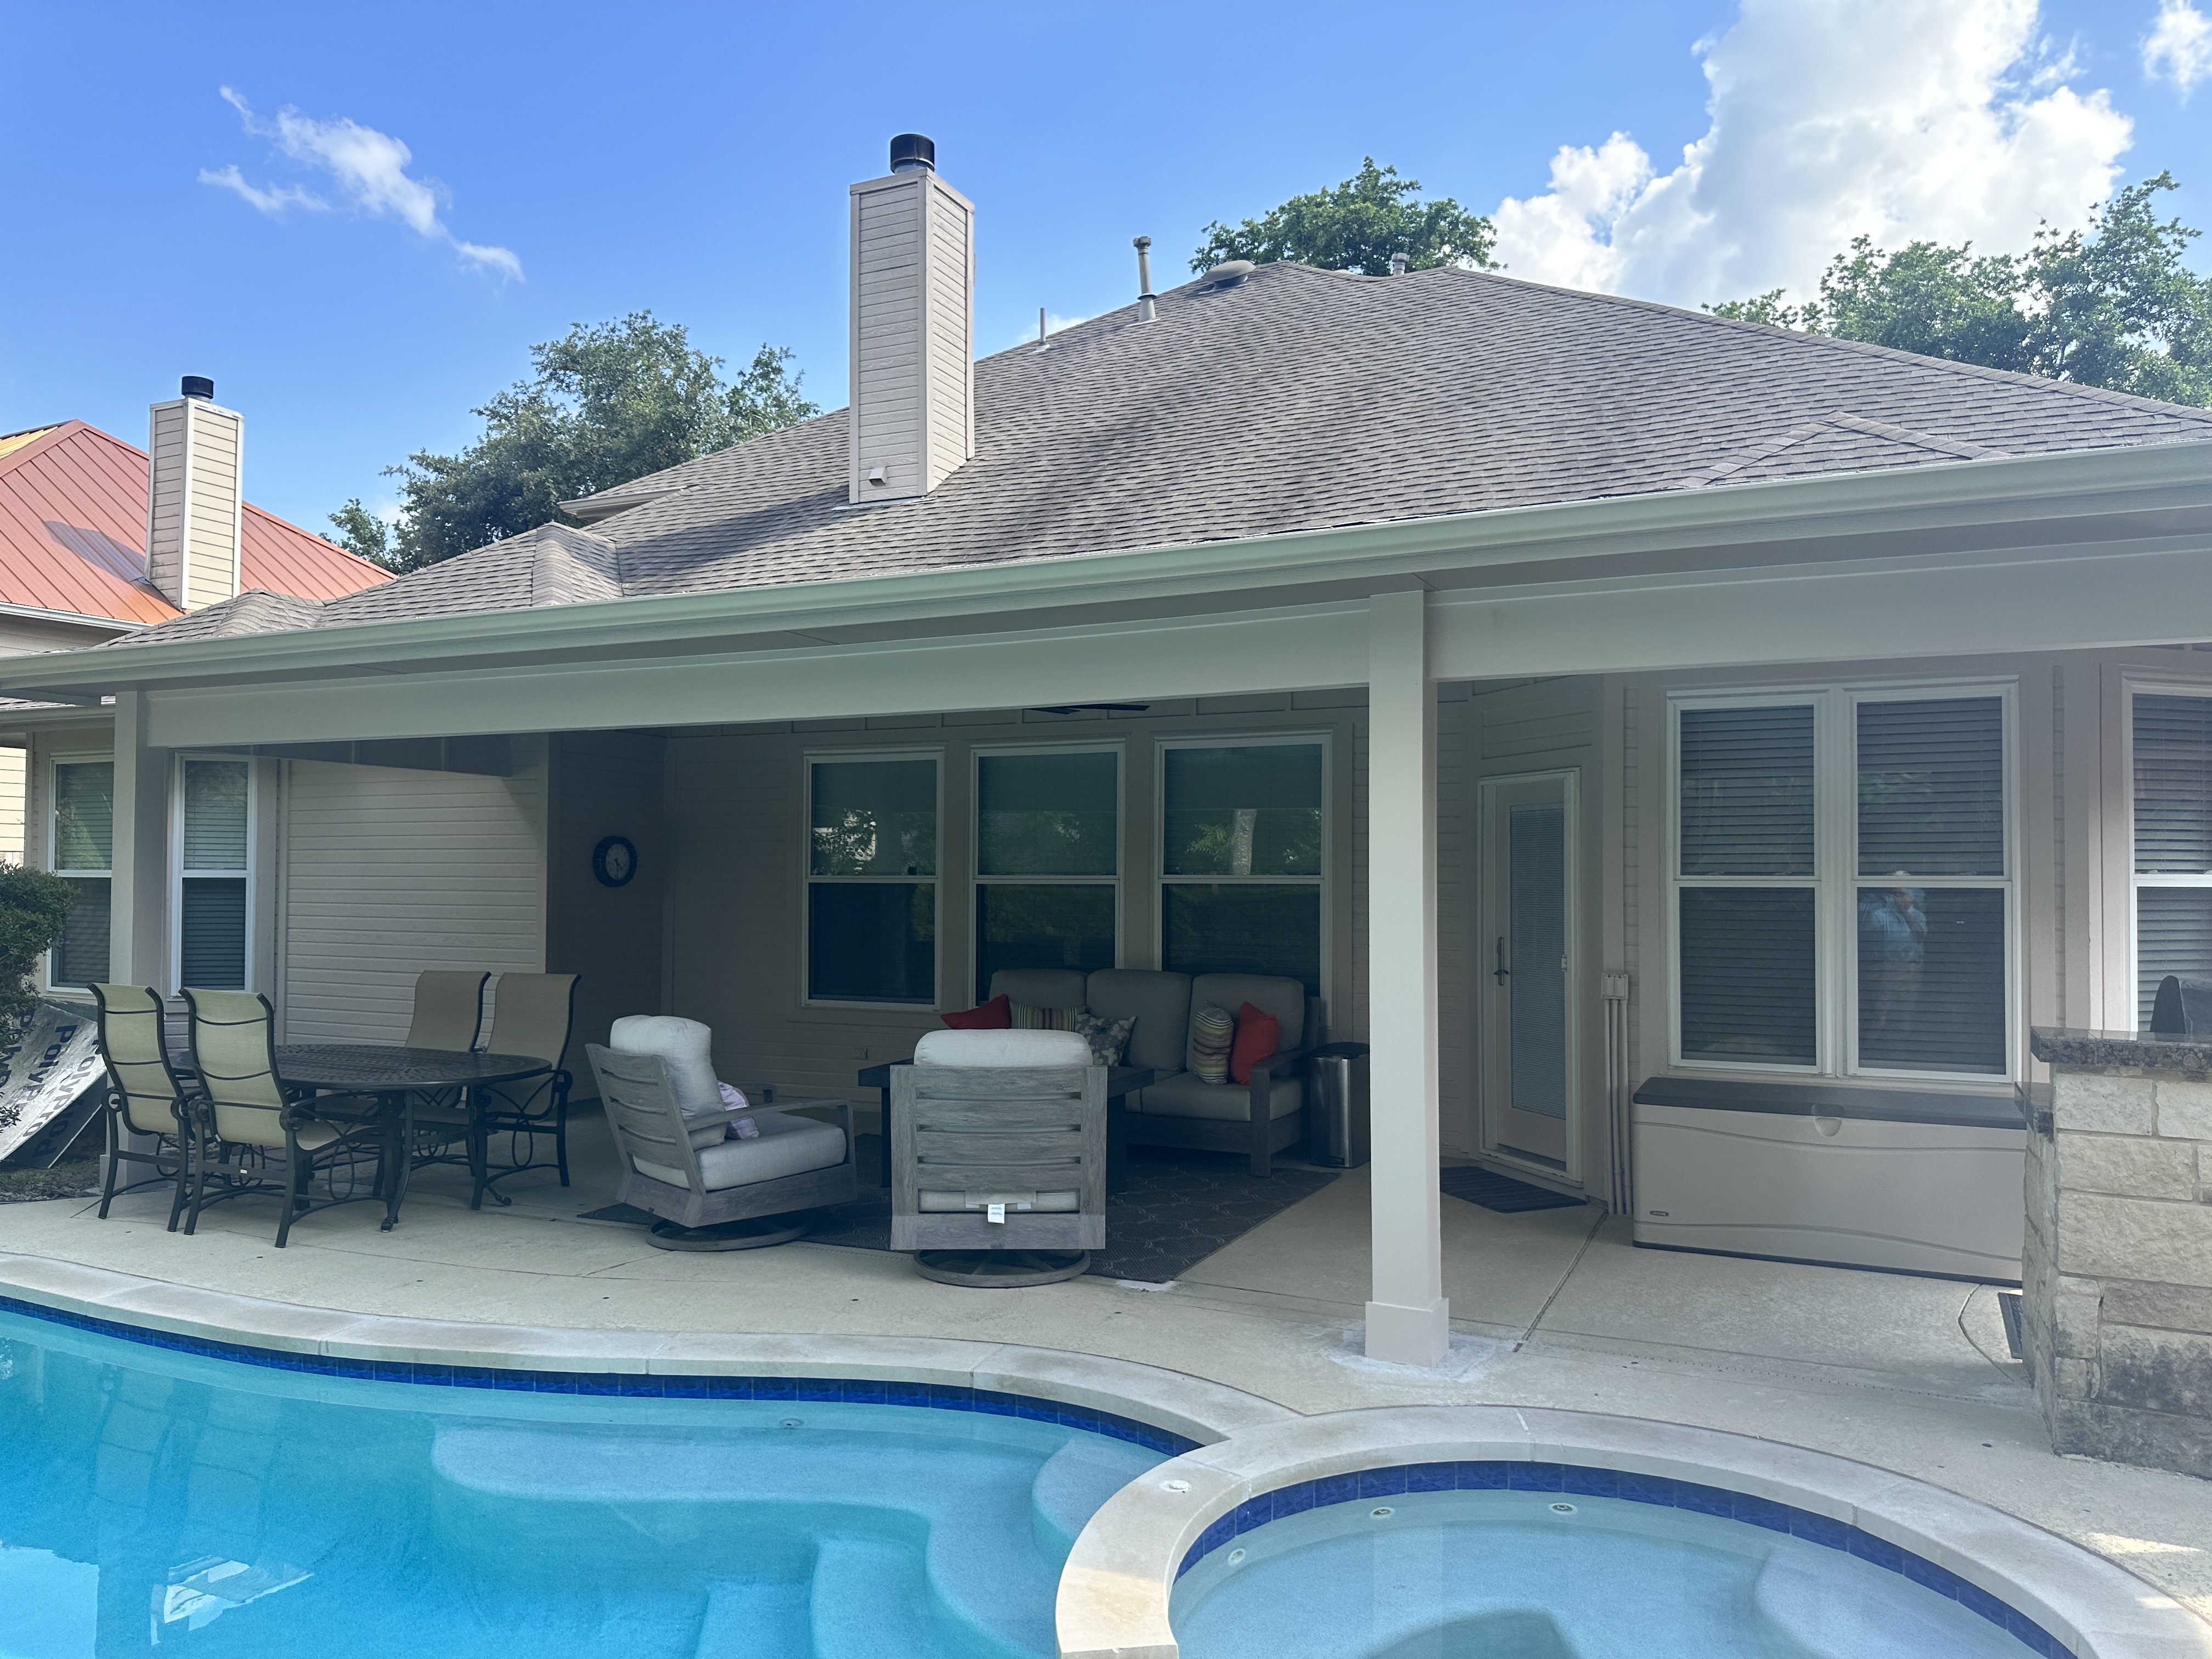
xmin=2022 ymin=1062 xmax=2212 ymax=1478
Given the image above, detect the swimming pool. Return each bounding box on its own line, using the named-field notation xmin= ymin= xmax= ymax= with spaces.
xmin=0 ymin=1304 xmax=1170 ymax=1658
xmin=1170 ymin=1482 xmax=2049 ymax=1659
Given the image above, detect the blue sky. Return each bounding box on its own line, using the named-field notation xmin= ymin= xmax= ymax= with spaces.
xmin=2 ymin=0 xmax=2207 ymax=538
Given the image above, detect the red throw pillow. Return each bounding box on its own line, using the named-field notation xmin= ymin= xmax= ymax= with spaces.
xmin=941 ymin=994 xmax=1012 ymax=1030
xmin=1229 ymin=1002 xmax=1280 ymax=1086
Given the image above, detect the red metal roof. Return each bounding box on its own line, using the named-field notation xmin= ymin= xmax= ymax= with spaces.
xmin=0 ymin=419 xmax=390 ymax=627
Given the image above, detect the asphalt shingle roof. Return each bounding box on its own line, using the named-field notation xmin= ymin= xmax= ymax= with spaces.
xmin=108 ymin=262 xmax=2212 ymax=647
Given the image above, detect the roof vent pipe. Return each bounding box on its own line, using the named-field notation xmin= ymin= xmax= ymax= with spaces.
xmin=180 ymin=375 xmax=215 ymax=400
xmin=889 ymin=133 xmax=935 ymax=174
xmin=1133 ymin=236 xmax=1156 ymax=323
xmin=1390 ymin=252 xmax=1409 ymax=276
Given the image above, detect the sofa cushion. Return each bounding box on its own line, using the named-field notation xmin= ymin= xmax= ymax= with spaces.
xmin=1084 ymin=969 xmax=1192 ymax=1073
xmin=633 ymin=1111 xmax=847 ymax=1191
xmin=913 ymin=1029 xmax=1091 ymax=1066
xmin=942 ymin=994 xmax=1012 ymax=1030
xmin=1190 ymin=974 xmax=1306 ymax=1051
xmin=1132 ymin=1068 xmax=1305 ymax=1122
xmin=988 ymin=968 xmax=1088 ymax=1009
xmin=1229 ymin=1002 xmax=1280 ymax=1086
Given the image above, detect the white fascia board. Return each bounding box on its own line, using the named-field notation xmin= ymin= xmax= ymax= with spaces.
xmin=0 ymin=602 xmax=145 ymax=633
xmin=10 ymin=438 xmax=2211 ymax=697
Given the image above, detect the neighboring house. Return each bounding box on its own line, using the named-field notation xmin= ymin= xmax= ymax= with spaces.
xmin=0 ymin=395 xmax=390 ymax=865
xmin=7 ymin=140 xmax=2212 ymax=1368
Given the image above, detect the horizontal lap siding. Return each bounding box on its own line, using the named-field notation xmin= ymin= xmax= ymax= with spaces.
xmin=279 ymin=743 xmax=547 ymax=1043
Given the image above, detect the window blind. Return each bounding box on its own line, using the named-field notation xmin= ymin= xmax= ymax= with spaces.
xmin=2134 ymin=694 xmax=2212 ymax=873
xmin=1857 ymin=885 xmax=2005 ymax=1073
xmin=182 ymin=760 xmax=249 ymax=870
xmin=52 ymin=762 xmax=114 ymax=872
xmin=1678 ymin=706 xmax=1813 ymax=876
xmin=1857 ymin=697 xmax=2004 ymax=876
xmin=179 ymin=879 xmax=247 ymax=989
xmin=1678 ymin=888 xmax=1816 ymax=1063
xmin=2137 ymin=887 xmax=2212 ymax=1028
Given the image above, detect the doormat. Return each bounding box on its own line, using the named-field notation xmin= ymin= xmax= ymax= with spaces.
xmin=1440 ymin=1165 xmax=1585 ymax=1213
xmin=584 ymin=1145 xmax=1337 ymax=1284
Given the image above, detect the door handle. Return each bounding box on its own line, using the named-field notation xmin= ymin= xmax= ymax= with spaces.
xmin=1494 ymin=937 xmax=1510 ymax=985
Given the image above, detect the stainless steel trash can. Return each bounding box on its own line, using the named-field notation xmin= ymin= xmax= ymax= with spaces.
xmin=1308 ymin=1042 xmax=1371 ymax=1168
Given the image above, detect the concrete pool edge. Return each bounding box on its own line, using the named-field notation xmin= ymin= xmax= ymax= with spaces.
xmin=0 ymin=1250 xmax=1295 ymax=1449
xmin=1056 ymin=1406 xmax=2212 ymax=1659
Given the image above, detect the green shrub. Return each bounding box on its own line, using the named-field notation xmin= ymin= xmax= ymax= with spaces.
xmin=0 ymin=865 xmax=85 ymax=1037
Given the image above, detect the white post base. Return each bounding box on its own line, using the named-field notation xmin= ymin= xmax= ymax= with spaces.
xmin=1364 ymin=1296 xmax=1452 ymax=1367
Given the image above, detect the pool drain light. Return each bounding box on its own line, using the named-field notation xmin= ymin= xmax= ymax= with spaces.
xmin=1228 ymin=1549 xmax=1246 ymax=1565
xmin=780 ymin=1418 xmax=803 ymax=1429
xmin=1161 ymin=1479 xmax=1190 ymax=1492
xmin=1370 ymin=1506 xmax=1393 ymax=1519
xmin=1550 ymin=1503 xmax=1577 ymax=1514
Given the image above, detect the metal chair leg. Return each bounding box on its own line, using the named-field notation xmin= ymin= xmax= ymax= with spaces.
xmin=554 ymin=1093 xmax=570 ymax=1186
xmin=165 ymin=1135 xmax=193 ymax=1233
xmin=275 ymin=1135 xmax=303 ymax=1249
xmin=97 ymin=1106 xmax=121 ymax=1219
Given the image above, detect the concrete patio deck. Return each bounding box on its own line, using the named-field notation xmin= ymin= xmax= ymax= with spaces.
xmin=2 ymin=1108 xmax=2207 ymax=1630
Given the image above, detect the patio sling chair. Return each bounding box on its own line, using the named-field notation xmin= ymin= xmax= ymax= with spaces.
xmin=407 ymin=971 xmax=489 ymax=1051
xmin=585 ymin=1041 xmax=856 ymax=1251
xmin=458 ymin=972 xmax=578 ymax=1210
xmin=179 ymin=989 xmax=387 ymax=1248
xmin=89 ymin=984 xmax=199 ymax=1229
xmin=890 ymin=1029 xmax=1106 ymax=1288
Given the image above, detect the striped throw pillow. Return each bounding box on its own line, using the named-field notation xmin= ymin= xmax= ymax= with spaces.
xmin=1010 ymin=1001 xmax=1075 ymax=1031
xmin=1188 ymin=1003 xmax=1234 ymax=1085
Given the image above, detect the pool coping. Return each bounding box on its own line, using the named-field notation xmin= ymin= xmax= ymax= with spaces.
xmin=0 ymin=1250 xmax=1295 ymax=1451
xmin=1057 ymin=1406 xmax=2212 ymax=1659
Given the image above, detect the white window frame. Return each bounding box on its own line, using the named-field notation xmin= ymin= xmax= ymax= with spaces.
xmin=800 ymin=747 xmax=945 ymax=1010
xmin=170 ymin=753 xmax=255 ymax=993
xmin=970 ymin=741 xmax=1124 ymax=1002
xmin=1155 ymin=732 xmax=1331 ymax=1002
xmin=45 ymin=750 xmax=116 ymax=993
xmin=2121 ymin=675 xmax=2212 ymax=1029
xmin=1666 ymin=679 xmax=2020 ymax=1082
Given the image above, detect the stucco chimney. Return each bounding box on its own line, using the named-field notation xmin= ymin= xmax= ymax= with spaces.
xmin=145 ymin=376 xmax=244 ymax=611
xmin=848 ymin=134 xmax=975 ymax=504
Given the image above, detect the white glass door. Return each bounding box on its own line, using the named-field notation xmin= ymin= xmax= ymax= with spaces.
xmin=1479 ymin=772 xmax=1577 ymax=1170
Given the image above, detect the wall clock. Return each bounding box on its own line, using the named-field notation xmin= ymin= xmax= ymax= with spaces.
xmin=592 ymin=835 xmax=637 ymax=888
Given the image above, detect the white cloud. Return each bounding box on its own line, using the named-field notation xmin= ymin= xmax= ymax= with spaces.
xmin=2144 ymin=0 xmax=2212 ymax=93
xmin=196 ymin=163 xmax=326 ymax=216
xmin=205 ymin=87 xmax=521 ymax=278
xmin=1489 ymin=0 xmax=2132 ymax=311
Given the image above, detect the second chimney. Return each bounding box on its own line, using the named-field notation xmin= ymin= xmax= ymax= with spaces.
xmin=849 ymin=134 xmax=975 ymax=504
xmin=145 ymin=376 xmax=244 ymax=611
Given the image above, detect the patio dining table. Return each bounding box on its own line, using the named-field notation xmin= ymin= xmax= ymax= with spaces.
xmin=173 ymin=1044 xmax=551 ymax=1232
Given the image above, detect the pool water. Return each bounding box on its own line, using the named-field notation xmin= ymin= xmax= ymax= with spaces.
xmin=0 ymin=1308 xmax=1164 ymax=1658
xmin=1171 ymin=1488 xmax=2042 ymax=1659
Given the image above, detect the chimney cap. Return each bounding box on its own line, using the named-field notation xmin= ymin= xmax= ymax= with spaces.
xmin=180 ymin=376 xmax=215 ymax=400
xmin=889 ymin=133 xmax=935 ymax=174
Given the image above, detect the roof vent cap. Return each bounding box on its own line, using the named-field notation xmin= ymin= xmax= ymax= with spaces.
xmin=180 ymin=375 xmax=215 ymax=400
xmin=1202 ymin=259 xmax=1256 ymax=286
xmin=889 ymin=133 xmax=935 ymax=174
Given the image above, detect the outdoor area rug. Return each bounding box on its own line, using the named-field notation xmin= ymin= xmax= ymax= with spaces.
xmin=584 ymin=1141 xmax=1338 ymax=1283
xmin=1440 ymin=1164 xmax=1587 ymax=1213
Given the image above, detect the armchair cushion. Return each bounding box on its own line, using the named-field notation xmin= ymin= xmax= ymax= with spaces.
xmin=633 ymin=1111 xmax=847 ymax=1191
xmin=608 ymin=1016 xmax=720 ymax=1115
xmin=913 ymin=1029 xmax=1091 ymax=1066
xmin=1082 ymin=970 xmax=1191 ymax=1074
xmin=1132 ymin=1068 xmax=1304 ymax=1122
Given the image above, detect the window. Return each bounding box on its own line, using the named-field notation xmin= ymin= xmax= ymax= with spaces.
xmin=2131 ymin=691 xmax=2212 ymax=1026
xmin=1671 ymin=688 xmax=2012 ymax=1078
xmin=974 ymin=747 xmax=1119 ymax=998
xmin=48 ymin=758 xmax=113 ymax=989
xmin=805 ymin=754 xmax=938 ymax=1004
xmin=1159 ymin=739 xmax=1325 ymax=994
xmin=177 ymin=758 xmax=250 ymax=989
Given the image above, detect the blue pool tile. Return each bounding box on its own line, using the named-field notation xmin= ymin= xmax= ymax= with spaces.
xmin=1014 ymin=1401 xmax=1058 ymax=1422
xmin=1197 ymin=1517 xmax=1234 ymax=1554
xmin=794 ymin=1379 xmax=840 ymax=1402
xmin=752 ymin=1378 xmax=798 ymax=1401
xmin=1954 ymin=1577 xmax=2013 ymax=1630
xmin=1846 ymin=1528 xmax=1905 ymax=1572
xmin=1899 ymin=1551 xmax=1960 ymax=1598
xmin=974 ymin=1393 xmax=1020 ymax=1418
xmin=1675 ymin=1482 xmax=1736 ymax=1518
xmin=1561 ymin=1465 xmax=1618 ymax=1498
xmin=615 ymin=1378 xmax=662 ymax=1396
xmin=1271 ymin=1482 xmax=1316 ymax=1520
xmin=1232 ymin=1498 xmax=1271 ymax=1534
xmin=882 ymin=1383 xmax=929 ymax=1408
xmin=1359 ymin=1466 xmax=1407 ymax=1498
xmin=1507 ymin=1463 xmax=1564 ymax=1492
xmin=1731 ymin=1494 xmax=1793 ymax=1534
xmin=838 ymin=1381 xmax=887 ymax=1405
xmin=1787 ymin=1510 xmax=1850 ymax=1551
xmin=924 ymin=1384 xmax=973 ymax=1410
xmin=659 ymin=1376 xmax=713 ymax=1397
xmin=2005 ymin=1607 xmax=2059 ymax=1654
xmin=1613 ymin=1470 xmax=1678 ymax=1507
xmin=1404 ymin=1462 xmax=1456 ymax=1493
xmin=1313 ymin=1473 xmax=1361 ymax=1509
xmin=1455 ymin=1461 xmax=1511 ymax=1490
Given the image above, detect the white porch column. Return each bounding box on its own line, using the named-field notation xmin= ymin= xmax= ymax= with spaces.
xmin=1365 ymin=588 xmax=1448 ymax=1364
xmin=109 ymin=691 xmax=170 ymax=988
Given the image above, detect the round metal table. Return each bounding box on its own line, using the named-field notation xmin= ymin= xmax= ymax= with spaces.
xmin=273 ymin=1046 xmax=551 ymax=1231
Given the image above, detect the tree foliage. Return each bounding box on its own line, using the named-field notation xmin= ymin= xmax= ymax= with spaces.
xmin=1706 ymin=175 xmax=2212 ymax=406
xmin=1193 ymin=159 xmax=1497 ymax=276
xmin=342 ymin=312 xmax=819 ymax=572
xmin=0 ymin=865 xmax=86 ymax=1038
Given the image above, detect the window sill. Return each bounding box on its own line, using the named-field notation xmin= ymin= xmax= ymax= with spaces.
xmin=1633 ymin=1073 xmax=2027 ymax=1130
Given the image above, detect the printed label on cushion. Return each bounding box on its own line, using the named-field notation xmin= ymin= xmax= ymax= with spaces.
xmin=1189 ymin=1003 xmax=1233 ymax=1085
xmin=1068 ymin=1008 xmax=1136 ymax=1066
